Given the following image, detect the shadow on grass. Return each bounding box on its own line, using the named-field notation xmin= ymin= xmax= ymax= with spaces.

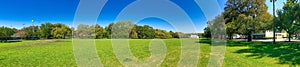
xmin=198 ymin=39 xmax=254 ymax=46
xmin=199 ymin=39 xmax=300 ymax=66
xmin=235 ymin=42 xmax=300 ymax=66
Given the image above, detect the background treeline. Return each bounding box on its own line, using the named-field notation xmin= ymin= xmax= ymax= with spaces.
xmin=0 ymin=21 xmax=187 ymax=41
xmin=74 ymin=21 xmax=183 ymax=39
xmin=0 ymin=23 xmax=73 ymax=41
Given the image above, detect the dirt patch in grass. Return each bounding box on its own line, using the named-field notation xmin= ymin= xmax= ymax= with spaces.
xmin=8 ymin=40 xmax=66 ymax=48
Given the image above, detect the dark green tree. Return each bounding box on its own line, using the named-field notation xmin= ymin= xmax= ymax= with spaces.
xmin=0 ymin=26 xmax=17 ymax=42
xmin=223 ymin=0 xmax=270 ymax=41
xmin=203 ymin=27 xmax=211 ymax=38
xmin=21 ymin=26 xmax=40 ymax=39
xmin=40 ymin=22 xmax=53 ymax=39
xmin=105 ymin=23 xmax=114 ymax=39
xmin=276 ymin=0 xmax=300 ymax=41
xmin=111 ymin=21 xmax=135 ymax=39
xmin=51 ymin=23 xmax=72 ymax=39
xmin=93 ymin=24 xmax=105 ymax=39
xmin=136 ymin=25 xmax=155 ymax=39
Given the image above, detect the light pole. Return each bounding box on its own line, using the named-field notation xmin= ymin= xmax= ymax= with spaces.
xmin=271 ymin=0 xmax=277 ymax=43
xmin=32 ymin=20 xmax=34 ymax=39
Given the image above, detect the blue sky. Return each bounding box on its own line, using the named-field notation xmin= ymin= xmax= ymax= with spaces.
xmin=0 ymin=0 xmax=286 ymax=33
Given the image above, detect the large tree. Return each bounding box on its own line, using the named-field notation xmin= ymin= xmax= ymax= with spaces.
xmin=169 ymin=31 xmax=180 ymax=38
xmin=105 ymin=23 xmax=114 ymax=39
xmin=276 ymin=0 xmax=300 ymax=41
xmin=135 ymin=25 xmax=156 ymax=39
xmin=39 ymin=22 xmax=53 ymax=39
xmin=93 ymin=24 xmax=106 ymax=39
xmin=223 ymin=0 xmax=271 ymax=41
xmin=111 ymin=21 xmax=135 ymax=39
xmin=154 ymin=29 xmax=172 ymax=39
xmin=203 ymin=27 xmax=211 ymax=38
xmin=0 ymin=26 xmax=17 ymax=42
xmin=130 ymin=25 xmax=138 ymax=39
xmin=51 ymin=23 xmax=72 ymax=39
xmin=21 ymin=26 xmax=40 ymax=39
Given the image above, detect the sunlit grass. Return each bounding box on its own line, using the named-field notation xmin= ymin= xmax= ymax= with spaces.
xmin=0 ymin=39 xmax=299 ymax=66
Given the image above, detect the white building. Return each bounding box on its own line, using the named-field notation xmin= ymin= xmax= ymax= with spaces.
xmin=190 ymin=35 xmax=199 ymax=38
xmin=265 ymin=30 xmax=287 ymax=39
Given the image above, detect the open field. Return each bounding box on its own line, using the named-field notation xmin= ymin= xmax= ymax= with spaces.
xmin=0 ymin=39 xmax=299 ymax=67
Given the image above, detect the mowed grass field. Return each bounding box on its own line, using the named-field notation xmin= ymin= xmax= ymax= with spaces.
xmin=0 ymin=39 xmax=299 ymax=67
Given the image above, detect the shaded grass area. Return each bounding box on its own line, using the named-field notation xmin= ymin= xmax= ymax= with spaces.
xmin=0 ymin=39 xmax=298 ymax=66
xmin=200 ymin=39 xmax=300 ymax=66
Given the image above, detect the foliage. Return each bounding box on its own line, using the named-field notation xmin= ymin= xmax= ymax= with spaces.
xmin=208 ymin=15 xmax=226 ymax=39
xmin=111 ymin=21 xmax=135 ymax=39
xmin=169 ymin=31 xmax=180 ymax=38
xmin=135 ymin=25 xmax=156 ymax=39
xmin=154 ymin=29 xmax=172 ymax=39
xmin=21 ymin=26 xmax=40 ymax=39
xmin=39 ymin=22 xmax=53 ymax=39
xmin=203 ymin=27 xmax=211 ymax=38
xmin=276 ymin=0 xmax=300 ymax=41
xmin=2 ymin=21 xmax=197 ymax=40
xmin=130 ymin=25 xmax=138 ymax=39
xmin=105 ymin=23 xmax=114 ymax=39
xmin=94 ymin=24 xmax=106 ymax=39
xmin=75 ymin=24 xmax=94 ymax=38
xmin=223 ymin=0 xmax=271 ymax=41
xmin=0 ymin=26 xmax=16 ymax=37
xmin=51 ymin=23 xmax=72 ymax=39
xmin=0 ymin=26 xmax=17 ymax=42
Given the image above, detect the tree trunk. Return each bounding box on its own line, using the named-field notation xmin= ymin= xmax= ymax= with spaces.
xmin=288 ymin=33 xmax=291 ymax=42
xmin=229 ymin=34 xmax=233 ymax=40
xmin=248 ymin=34 xmax=252 ymax=42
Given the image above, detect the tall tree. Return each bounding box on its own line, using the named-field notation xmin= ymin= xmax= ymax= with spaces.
xmin=203 ymin=27 xmax=211 ymax=38
xmin=276 ymin=0 xmax=300 ymax=41
xmin=223 ymin=0 xmax=270 ymax=41
xmin=75 ymin=24 xmax=93 ymax=38
xmin=154 ymin=29 xmax=172 ymax=39
xmin=111 ymin=21 xmax=135 ymax=39
xmin=130 ymin=25 xmax=138 ymax=39
xmin=51 ymin=23 xmax=72 ymax=39
xmin=21 ymin=26 xmax=40 ymax=39
xmin=40 ymin=22 xmax=53 ymax=39
xmin=105 ymin=23 xmax=114 ymax=39
xmin=93 ymin=24 xmax=105 ymax=39
xmin=0 ymin=27 xmax=17 ymax=42
xmin=208 ymin=15 xmax=226 ymax=39
xmin=169 ymin=31 xmax=180 ymax=38
xmin=136 ymin=25 xmax=156 ymax=39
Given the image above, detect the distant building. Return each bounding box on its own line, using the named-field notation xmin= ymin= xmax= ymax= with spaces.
xmin=265 ymin=30 xmax=287 ymax=39
xmin=230 ymin=30 xmax=288 ymax=39
xmin=190 ymin=35 xmax=199 ymax=38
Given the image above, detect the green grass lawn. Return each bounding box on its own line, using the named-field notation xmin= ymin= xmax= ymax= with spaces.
xmin=0 ymin=39 xmax=299 ymax=67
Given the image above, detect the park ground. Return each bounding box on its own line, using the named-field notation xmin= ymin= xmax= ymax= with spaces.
xmin=0 ymin=39 xmax=299 ymax=67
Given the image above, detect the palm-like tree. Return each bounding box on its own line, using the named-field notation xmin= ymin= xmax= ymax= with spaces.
xmin=271 ymin=0 xmax=277 ymax=43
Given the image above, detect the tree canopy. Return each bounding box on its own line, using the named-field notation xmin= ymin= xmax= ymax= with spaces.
xmin=276 ymin=0 xmax=300 ymax=41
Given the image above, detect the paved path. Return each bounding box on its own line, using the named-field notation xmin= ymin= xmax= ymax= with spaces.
xmin=253 ymin=38 xmax=300 ymax=42
xmin=234 ymin=38 xmax=300 ymax=42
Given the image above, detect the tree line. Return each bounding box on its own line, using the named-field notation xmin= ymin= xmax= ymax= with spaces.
xmin=203 ymin=0 xmax=300 ymax=42
xmin=73 ymin=21 xmax=183 ymax=39
xmin=0 ymin=21 xmax=185 ymax=42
